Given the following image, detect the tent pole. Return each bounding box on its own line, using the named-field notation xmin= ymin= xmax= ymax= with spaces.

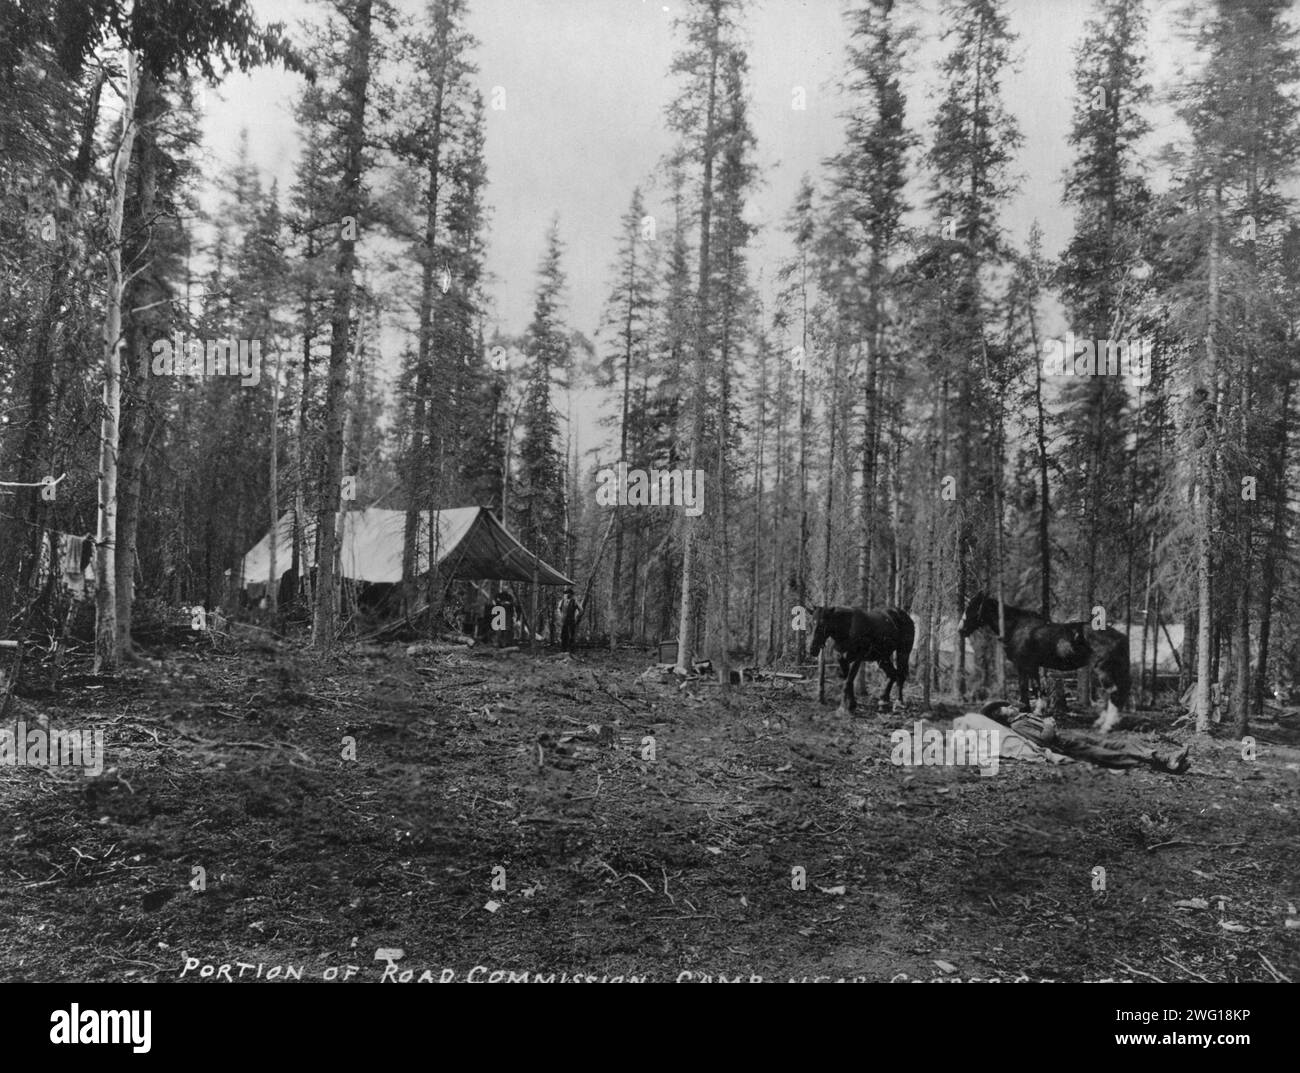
xmin=531 ymin=560 xmax=539 ymax=648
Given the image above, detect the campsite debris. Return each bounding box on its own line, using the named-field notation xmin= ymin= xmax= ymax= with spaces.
xmin=588 ymin=670 xmax=637 ymax=713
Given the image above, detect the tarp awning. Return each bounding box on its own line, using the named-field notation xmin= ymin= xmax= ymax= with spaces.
xmin=232 ymin=507 xmax=573 ymax=588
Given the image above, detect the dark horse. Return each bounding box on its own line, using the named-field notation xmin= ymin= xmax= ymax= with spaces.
xmin=809 ymin=606 xmax=915 ymax=715
xmin=957 ymin=593 xmax=1131 ymax=722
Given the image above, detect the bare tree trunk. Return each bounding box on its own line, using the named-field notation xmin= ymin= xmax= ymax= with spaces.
xmin=333 ymin=318 xmax=361 ymax=628
xmin=403 ymin=77 xmax=445 ymax=619
xmin=1025 ymin=294 xmax=1051 ymax=616
xmin=889 ymin=375 xmax=903 ymax=606
xmin=767 ymin=359 xmax=787 ymax=664
xmin=313 ymin=0 xmax=373 ymax=650
xmin=1152 ymin=587 xmax=1164 ymax=700
xmin=1180 ymin=611 xmax=1195 ymax=697
xmin=1079 ymin=376 xmax=1108 ymax=707
xmin=750 ymin=342 xmax=766 ymax=657
xmin=292 ymin=229 xmax=317 ymax=609
xmin=268 ymin=349 xmax=281 ymax=615
xmin=609 ymin=239 xmax=638 ymax=652
xmin=921 ymin=386 xmax=944 ymax=711
xmin=94 ymin=50 xmax=140 ymax=675
xmin=992 ymin=459 xmax=1007 ymax=699
xmin=1193 ymin=199 xmax=1221 ymax=732
xmin=1140 ymin=530 xmax=1156 ymax=704
xmin=859 ymin=335 xmax=879 ymax=607
xmin=822 ymin=343 xmax=839 ymax=607
xmin=674 ymin=30 xmax=719 ymax=675
xmin=715 ymin=361 xmax=733 ymax=687
xmin=1253 ymin=376 xmax=1291 ymax=715
xmin=115 ymin=65 xmax=165 ymax=661
xmin=1231 ymin=341 xmax=1252 ymax=737
xmin=795 ymin=308 xmax=809 ymax=662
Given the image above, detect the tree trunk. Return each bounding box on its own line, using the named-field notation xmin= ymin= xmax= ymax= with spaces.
xmin=1253 ymin=376 xmax=1291 ymax=715
xmin=115 ymin=66 xmax=166 ymax=659
xmin=1025 ymin=292 xmax=1051 ymax=616
xmin=750 ymin=342 xmax=766 ymax=657
xmin=1231 ymin=334 xmax=1252 ymax=737
xmin=859 ymin=333 xmax=879 ymax=607
xmin=94 ymin=50 xmax=140 ymax=675
xmin=1193 ymin=198 xmax=1221 ymax=732
xmin=674 ymin=27 xmax=719 ymax=675
xmin=795 ymin=305 xmax=809 ymax=662
xmin=403 ymin=76 xmax=446 ymax=618
xmin=268 ymin=348 xmax=281 ymax=615
xmin=313 ymin=0 xmax=373 ymax=650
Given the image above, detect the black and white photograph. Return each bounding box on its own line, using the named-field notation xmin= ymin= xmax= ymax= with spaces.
xmin=0 ymin=0 xmax=1296 ymax=1031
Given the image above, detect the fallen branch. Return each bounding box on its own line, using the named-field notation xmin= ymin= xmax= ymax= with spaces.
xmin=1146 ymin=839 xmax=1247 ymax=853
xmin=661 ymin=865 xmax=675 ymax=906
xmin=596 ymin=859 xmax=654 ymax=893
xmin=1259 ymin=952 xmax=1292 ymax=983
xmin=588 ymin=670 xmax=637 ymax=714
xmin=1162 ymin=955 xmax=1213 ymax=983
xmin=1113 ymin=958 xmax=1163 ymax=982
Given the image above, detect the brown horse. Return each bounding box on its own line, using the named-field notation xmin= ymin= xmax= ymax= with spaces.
xmin=957 ymin=593 xmax=1130 ymax=729
xmin=809 ymin=605 xmax=914 ymax=715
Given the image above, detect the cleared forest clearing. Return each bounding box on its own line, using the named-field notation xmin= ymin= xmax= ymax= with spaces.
xmin=2 ymin=644 xmax=1296 ymax=983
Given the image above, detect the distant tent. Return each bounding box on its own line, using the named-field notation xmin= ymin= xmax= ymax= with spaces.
xmin=232 ymin=507 xmax=573 ymax=589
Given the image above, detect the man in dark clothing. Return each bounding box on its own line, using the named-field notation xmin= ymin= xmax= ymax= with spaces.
xmin=557 ymin=587 xmax=579 ymax=653
xmin=492 ymin=589 xmax=516 ymax=648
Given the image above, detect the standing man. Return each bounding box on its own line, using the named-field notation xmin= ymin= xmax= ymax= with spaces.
xmin=557 ymin=587 xmax=579 ymax=653
xmin=493 ymin=588 xmax=516 ymax=648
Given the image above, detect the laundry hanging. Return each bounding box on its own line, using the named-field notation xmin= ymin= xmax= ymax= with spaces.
xmin=59 ymin=533 xmax=95 ymax=598
xmin=32 ymin=530 xmax=96 ymax=598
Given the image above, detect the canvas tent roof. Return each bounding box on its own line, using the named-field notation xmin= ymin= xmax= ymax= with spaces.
xmin=232 ymin=507 xmax=573 ymax=588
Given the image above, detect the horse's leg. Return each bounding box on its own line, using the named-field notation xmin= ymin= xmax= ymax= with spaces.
xmin=1017 ymin=665 xmax=1033 ymax=710
xmin=1093 ymin=666 xmax=1120 ymax=732
xmin=877 ymin=659 xmax=895 ymax=704
xmin=839 ymin=659 xmax=861 ymax=715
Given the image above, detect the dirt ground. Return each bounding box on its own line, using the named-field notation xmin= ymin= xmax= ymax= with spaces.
xmin=1 ymin=639 xmax=1297 ymax=983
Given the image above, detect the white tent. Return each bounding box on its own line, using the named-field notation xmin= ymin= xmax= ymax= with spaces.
xmin=232 ymin=507 xmax=573 ymax=589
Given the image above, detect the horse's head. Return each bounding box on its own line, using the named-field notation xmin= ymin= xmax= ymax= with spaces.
xmin=958 ymin=592 xmax=996 ymax=638
xmin=808 ymin=606 xmax=831 ymax=657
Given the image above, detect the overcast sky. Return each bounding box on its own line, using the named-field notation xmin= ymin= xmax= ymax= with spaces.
xmin=201 ymin=0 xmax=1189 ymax=460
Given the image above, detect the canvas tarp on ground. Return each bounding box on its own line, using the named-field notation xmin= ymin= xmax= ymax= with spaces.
xmin=232 ymin=507 xmax=573 ymax=588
